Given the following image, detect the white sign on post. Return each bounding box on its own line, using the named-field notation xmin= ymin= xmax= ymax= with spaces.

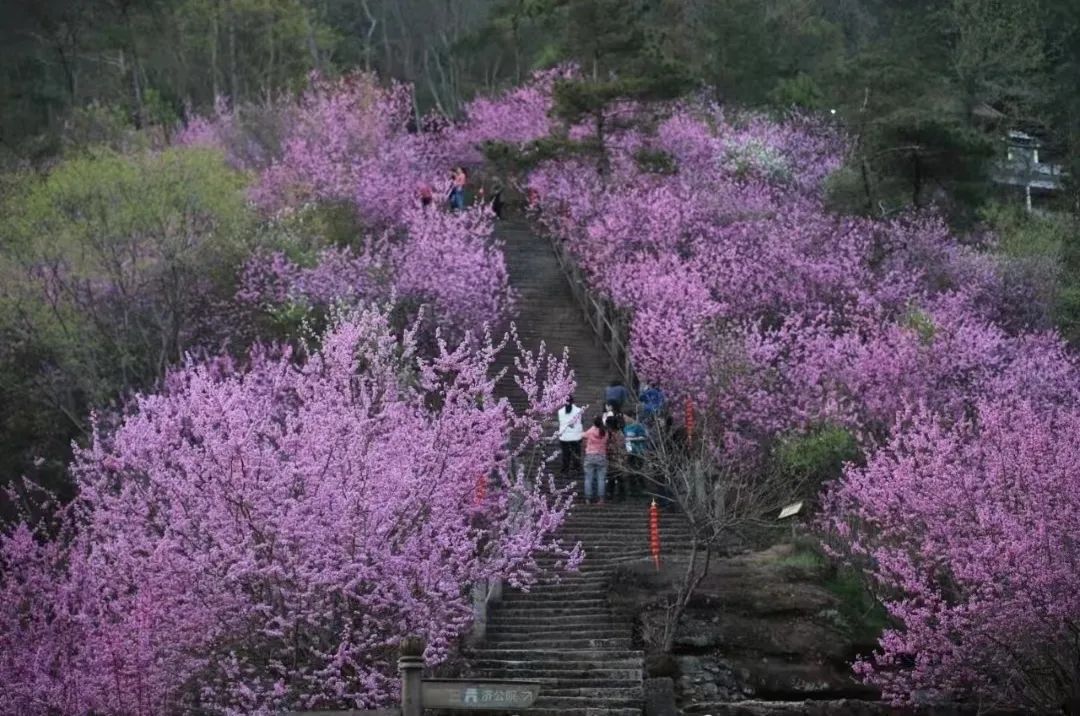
xmin=421 ymin=680 xmax=541 ymax=710
xmin=778 ymin=501 xmax=804 ymax=520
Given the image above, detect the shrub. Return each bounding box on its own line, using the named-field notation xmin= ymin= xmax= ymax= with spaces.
xmin=773 ymin=424 xmax=862 ymax=493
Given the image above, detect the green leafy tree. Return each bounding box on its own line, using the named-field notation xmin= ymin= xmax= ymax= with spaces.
xmin=541 ymin=0 xmax=693 ymax=174
xmin=0 ymin=147 xmax=252 ymax=501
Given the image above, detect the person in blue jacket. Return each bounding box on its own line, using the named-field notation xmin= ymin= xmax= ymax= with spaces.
xmin=604 ymin=378 xmax=630 ymax=413
xmin=638 ymin=383 xmax=665 ymax=421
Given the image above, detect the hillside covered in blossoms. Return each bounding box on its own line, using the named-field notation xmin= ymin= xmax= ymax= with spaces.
xmin=3 ymin=2 xmax=1080 ymax=714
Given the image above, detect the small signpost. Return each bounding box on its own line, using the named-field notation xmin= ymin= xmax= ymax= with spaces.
xmin=778 ymin=501 xmax=803 ymax=520
xmin=421 ymin=679 xmax=541 ymax=710
xmin=284 ymin=638 xmax=542 ymax=715
xmin=778 ymin=500 xmax=804 ymax=540
xmin=397 ymin=636 xmax=542 ymax=715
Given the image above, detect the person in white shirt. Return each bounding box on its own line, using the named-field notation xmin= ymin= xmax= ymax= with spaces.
xmin=556 ymin=395 xmax=584 ymax=477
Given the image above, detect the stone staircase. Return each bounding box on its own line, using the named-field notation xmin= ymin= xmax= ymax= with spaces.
xmin=491 ymin=219 xmax=614 ymax=417
xmin=466 ymin=499 xmax=694 ymax=715
xmin=461 ymin=219 xmax=694 ymax=715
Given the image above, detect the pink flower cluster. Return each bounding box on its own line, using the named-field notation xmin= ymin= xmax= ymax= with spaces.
xmin=180 ymin=71 xmax=564 ymax=336
xmin=0 ymin=307 xmax=581 ymax=714
xmin=823 ymin=397 xmax=1080 ymax=710
xmin=525 ymin=100 xmax=1068 ymax=452
xmin=237 ymin=208 xmax=510 ymax=338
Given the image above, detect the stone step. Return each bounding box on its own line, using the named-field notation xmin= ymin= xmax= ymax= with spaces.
xmin=487 ymin=616 xmax=621 ymax=628
xmin=487 ymin=618 xmax=621 ymax=630
xmin=557 ymin=531 xmax=692 ymax=539
xmin=539 ymin=686 xmax=644 ymax=699
xmin=486 ymin=622 xmax=619 ymax=635
xmin=515 ymin=708 xmax=641 ymax=716
xmin=491 ymin=606 xmax=613 ymax=618
xmin=502 ymin=590 xmax=607 ymax=602
xmin=468 ymin=648 xmax=644 ymax=661
xmin=562 ymin=533 xmax=694 ymax=542
xmin=528 ymin=572 xmax=612 ymax=581
xmin=557 ymin=542 xmax=694 ymax=551
xmin=470 ymin=672 xmax=644 ymax=686
xmin=486 ymin=636 xmax=632 ymax=650
xmin=530 ymin=695 xmax=641 ymax=709
xmin=528 ymin=573 xmax=613 ymax=584
xmin=498 ymin=593 xmax=607 ymax=603
xmin=467 ymin=658 xmax=644 ymax=672
xmin=561 ymin=519 xmax=691 ymax=528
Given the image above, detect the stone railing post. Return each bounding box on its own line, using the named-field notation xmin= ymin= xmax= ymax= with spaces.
xmin=470 ymin=581 xmax=489 ymax=644
xmin=398 ymin=636 xmax=425 ymax=716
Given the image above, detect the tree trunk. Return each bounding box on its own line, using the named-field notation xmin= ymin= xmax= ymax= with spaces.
xmin=227 ymin=0 xmax=239 ymax=101
xmin=303 ymin=5 xmax=321 ymax=73
xmin=210 ymin=4 xmax=220 ymax=99
xmin=596 ymin=111 xmax=610 ymax=177
xmin=121 ymin=7 xmax=146 ymax=128
xmin=266 ymin=19 xmax=275 ymax=102
xmin=912 ymin=149 xmax=922 ymax=208
xmin=660 ymin=540 xmax=712 ymax=654
xmin=360 ymin=0 xmax=376 ymax=72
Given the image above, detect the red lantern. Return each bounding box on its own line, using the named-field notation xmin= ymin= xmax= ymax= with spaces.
xmin=684 ymin=397 xmax=695 ymax=444
xmin=475 ymin=474 xmax=487 ymax=505
xmin=649 ymin=499 xmax=661 ymax=571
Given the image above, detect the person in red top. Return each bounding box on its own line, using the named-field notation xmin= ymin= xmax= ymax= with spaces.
xmin=582 ymin=415 xmax=609 ymax=505
xmin=417 ymin=182 xmax=433 ymax=208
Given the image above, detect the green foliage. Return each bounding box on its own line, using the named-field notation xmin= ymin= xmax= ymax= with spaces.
xmin=483 ymin=136 xmax=600 ymax=179
xmin=823 ymin=166 xmax=871 ymax=216
xmin=823 ymin=563 xmax=890 ymax=646
xmin=767 ymin=73 xmax=826 ymax=111
xmin=872 ymin=110 xmax=995 ymax=210
xmin=773 ymin=424 xmax=862 ymax=490
xmin=982 ymin=202 xmax=1080 ymax=342
xmin=902 ymin=306 xmax=938 ymax=345
xmin=781 ymin=538 xmax=888 ymax=646
xmin=6 ymin=147 xmax=251 ymax=267
xmin=633 ymin=148 xmax=678 ymax=175
xmin=0 ymin=147 xmax=253 ymax=495
xmin=59 ymin=104 xmax=137 ymax=156
xmin=773 ymin=548 xmax=826 ymax=571
xmin=686 ymin=0 xmax=845 ymax=107
xmin=984 ymin=202 xmax=1068 ymax=261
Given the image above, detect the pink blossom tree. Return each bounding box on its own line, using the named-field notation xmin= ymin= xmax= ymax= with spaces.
xmin=0 ymin=306 xmax=580 ymax=715
xmin=823 ymin=398 xmax=1080 ymax=713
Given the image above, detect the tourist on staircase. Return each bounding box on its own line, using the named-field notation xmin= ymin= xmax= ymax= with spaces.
xmin=447 ymin=166 xmax=467 ymax=211
xmin=623 ymin=408 xmax=648 ymax=497
xmin=582 ymin=415 xmax=610 ymax=505
xmin=417 ymin=181 xmax=434 ymax=208
xmin=605 ymin=412 xmax=627 ymax=501
xmin=638 ymin=382 xmax=665 ymax=425
xmin=556 ymin=395 xmax=584 ymax=478
xmin=604 ymin=378 xmax=631 ymax=413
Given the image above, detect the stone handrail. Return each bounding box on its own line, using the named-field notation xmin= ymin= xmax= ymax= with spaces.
xmin=549 ymin=236 xmax=638 ymax=392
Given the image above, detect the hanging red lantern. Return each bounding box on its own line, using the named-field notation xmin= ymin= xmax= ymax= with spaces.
xmin=684 ymin=396 xmax=695 ymax=444
xmin=475 ymin=473 xmax=487 ymax=505
xmin=649 ymin=499 xmax=661 ymax=571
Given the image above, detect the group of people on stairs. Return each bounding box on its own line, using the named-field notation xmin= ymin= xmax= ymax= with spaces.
xmin=416 ymin=166 xmax=504 ymax=217
xmin=555 ymin=379 xmax=665 ymax=505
